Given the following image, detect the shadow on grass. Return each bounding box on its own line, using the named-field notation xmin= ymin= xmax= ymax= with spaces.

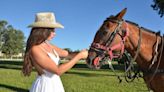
xmin=0 ymin=61 xmax=22 ymax=70
xmin=0 ymin=84 xmax=29 ymax=92
xmin=0 ymin=61 xmax=22 ymax=66
xmin=0 ymin=61 xmax=126 ymax=71
xmin=0 ymin=61 xmax=33 ymax=71
xmin=0 ymin=66 xmax=22 ymax=70
xmin=73 ymin=63 xmax=125 ymax=70
xmin=65 ymin=71 xmax=118 ymax=77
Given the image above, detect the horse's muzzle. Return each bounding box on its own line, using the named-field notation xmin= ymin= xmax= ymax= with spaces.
xmin=86 ymin=56 xmax=101 ymax=69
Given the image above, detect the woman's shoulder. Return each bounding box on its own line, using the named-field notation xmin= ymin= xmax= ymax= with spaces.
xmin=31 ymin=45 xmax=45 ymax=55
xmin=31 ymin=45 xmax=49 ymax=61
xmin=31 ymin=45 xmax=40 ymax=52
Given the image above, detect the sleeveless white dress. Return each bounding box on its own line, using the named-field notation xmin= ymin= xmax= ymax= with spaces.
xmin=30 ymin=49 xmax=65 ymax=92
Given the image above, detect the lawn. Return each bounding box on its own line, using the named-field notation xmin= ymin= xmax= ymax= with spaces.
xmin=0 ymin=61 xmax=148 ymax=92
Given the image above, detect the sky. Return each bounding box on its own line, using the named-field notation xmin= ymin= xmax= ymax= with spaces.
xmin=0 ymin=0 xmax=163 ymax=51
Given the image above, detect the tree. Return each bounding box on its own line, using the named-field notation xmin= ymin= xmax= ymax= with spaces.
xmin=151 ymin=0 xmax=164 ymax=17
xmin=0 ymin=20 xmax=8 ymax=50
xmin=1 ymin=21 xmax=25 ymax=58
xmin=64 ymin=48 xmax=72 ymax=52
xmin=74 ymin=49 xmax=80 ymax=53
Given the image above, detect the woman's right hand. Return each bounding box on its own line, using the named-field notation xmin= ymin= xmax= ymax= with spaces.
xmin=78 ymin=49 xmax=88 ymax=59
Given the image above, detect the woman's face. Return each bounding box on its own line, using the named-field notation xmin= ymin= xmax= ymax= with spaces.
xmin=47 ymin=29 xmax=56 ymax=41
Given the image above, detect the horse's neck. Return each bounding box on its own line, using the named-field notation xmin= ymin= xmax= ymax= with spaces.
xmin=125 ymin=24 xmax=159 ymax=67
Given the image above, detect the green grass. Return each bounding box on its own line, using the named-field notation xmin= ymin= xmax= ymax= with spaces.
xmin=0 ymin=61 xmax=148 ymax=92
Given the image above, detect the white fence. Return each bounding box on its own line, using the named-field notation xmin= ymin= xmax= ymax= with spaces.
xmin=0 ymin=58 xmax=23 ymax=61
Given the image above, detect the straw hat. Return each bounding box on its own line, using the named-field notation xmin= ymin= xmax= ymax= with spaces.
xmin=28 ymin=12 xmax=64 ymax=28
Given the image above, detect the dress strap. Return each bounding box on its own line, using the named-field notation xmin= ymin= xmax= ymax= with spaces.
xmin=44 ymin=41 xmax=60 ymax=59
xmin=53 ymin=49 xmax=59 ymax=59
xmin=40 ymin=45 xmax=59 ymax=59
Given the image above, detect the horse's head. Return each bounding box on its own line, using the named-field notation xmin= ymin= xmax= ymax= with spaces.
xmin=86 ymin=8 xmax=129 ymax=69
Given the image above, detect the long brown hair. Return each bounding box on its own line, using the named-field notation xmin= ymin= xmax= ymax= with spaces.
xmin=22 ymin=28 xmax=54 ymax=76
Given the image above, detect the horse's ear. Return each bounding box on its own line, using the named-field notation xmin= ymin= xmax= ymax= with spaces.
xmin=115 ymin=8 xmax=127 ymax=20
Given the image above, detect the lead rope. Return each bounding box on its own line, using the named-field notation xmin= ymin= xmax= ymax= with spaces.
xmin=105 ymin=57 xmax=122 ymax=83
xmin=125 ymin=27 xmax=142 ymax=73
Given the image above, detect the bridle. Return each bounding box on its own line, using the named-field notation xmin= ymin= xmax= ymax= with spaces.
xmin=90 ymin=19 xmax=129 ymax=65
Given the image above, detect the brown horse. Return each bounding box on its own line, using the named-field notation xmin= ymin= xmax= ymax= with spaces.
xmin=86 ymin=8 xmax=164 ymax=92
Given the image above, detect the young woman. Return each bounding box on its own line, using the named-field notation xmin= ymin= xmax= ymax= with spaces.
xmin=22 ymin=12 xmax=88 ymax=92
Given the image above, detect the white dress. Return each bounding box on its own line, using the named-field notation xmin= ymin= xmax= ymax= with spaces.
xmin=30 ymin=49 xmax=65 ymax=92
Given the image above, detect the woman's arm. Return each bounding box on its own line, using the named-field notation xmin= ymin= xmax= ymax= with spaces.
xmin=64 ymin=52 xmax=79 ymax=60
xmin=31 ymin=46 xmax=88 ymax=76
xmin=51 ymin=45 xmax=69 ymax=57
xmin=51 ymin=44 xmax=81 ymax=59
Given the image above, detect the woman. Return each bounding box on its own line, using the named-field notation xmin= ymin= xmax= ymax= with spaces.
xmin=22 ymin=12 xmax=88 ymax=92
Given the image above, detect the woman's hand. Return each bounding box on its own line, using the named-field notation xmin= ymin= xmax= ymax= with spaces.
xmin=78 ymin=49 xmax=88 ymax=59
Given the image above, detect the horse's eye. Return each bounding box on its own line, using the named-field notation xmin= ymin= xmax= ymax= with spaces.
xmin=106 ymin=23 xmax=110 ymax=28
xmin=102 ymin=31 xmax=108 ymax=35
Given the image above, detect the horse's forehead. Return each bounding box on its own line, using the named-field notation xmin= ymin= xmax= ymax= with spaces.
xmin=102 ymin=20 xmax=118 ymax=30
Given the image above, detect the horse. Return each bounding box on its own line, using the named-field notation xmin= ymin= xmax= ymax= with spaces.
xmin=86 ymin=8 xmax=164 ymax=92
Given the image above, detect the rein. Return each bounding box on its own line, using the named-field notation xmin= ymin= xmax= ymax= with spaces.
xmin=125 ymin=27 xmax=142 ymax=73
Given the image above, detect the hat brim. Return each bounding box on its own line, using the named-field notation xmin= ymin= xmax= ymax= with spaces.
xmin=28 ymin=22 xmax=64 ymax=28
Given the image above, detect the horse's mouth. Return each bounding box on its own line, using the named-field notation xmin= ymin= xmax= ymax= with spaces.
xmin=86 ymin=57 xmax=102 ymax=69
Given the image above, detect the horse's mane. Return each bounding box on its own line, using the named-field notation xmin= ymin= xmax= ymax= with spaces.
xmin=103 ymin=16 xmax=161 ymax=36
xmin=125 ymin=20 xmax=161 ymax=36
xmin=125 ymin=20 xmax=138 ymax=27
